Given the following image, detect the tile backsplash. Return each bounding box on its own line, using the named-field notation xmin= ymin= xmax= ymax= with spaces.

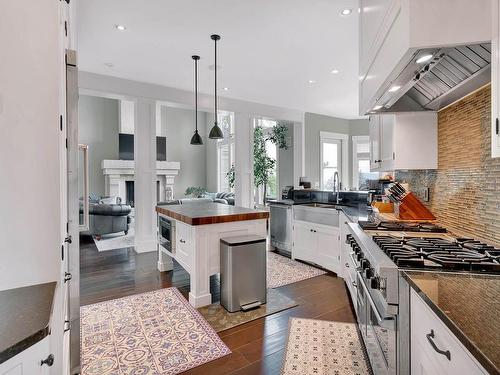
xmin=396 ymin=85 xmax=500 ymax=247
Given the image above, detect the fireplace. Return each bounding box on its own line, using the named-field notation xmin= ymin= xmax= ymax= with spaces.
xmin=101 ymin=160 xmax=180 ymax=203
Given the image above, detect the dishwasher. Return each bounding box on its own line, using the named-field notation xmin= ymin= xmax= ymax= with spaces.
xmin=269 ymin=202 xmax=293 ymax=252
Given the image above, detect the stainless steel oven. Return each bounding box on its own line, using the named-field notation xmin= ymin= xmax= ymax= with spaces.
xmin=159 ymin=216 xmax=175 ymax=254
xmin=356 ymin=270 xmax=397 ymax=375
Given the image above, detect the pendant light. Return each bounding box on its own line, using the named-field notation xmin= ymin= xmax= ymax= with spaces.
xmin=190 ymin=55 xmax=203 ymax=145
xmin=208 ymin=34 xmax=224 ymax=139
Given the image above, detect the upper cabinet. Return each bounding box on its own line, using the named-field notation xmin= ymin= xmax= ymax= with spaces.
xmin=492 ymin=0 xmax=500 ymax=158
xmin=369 ymin=112 xmax=437 ymax=172
xmin=359 ymin=0 xmax=492 ymax=116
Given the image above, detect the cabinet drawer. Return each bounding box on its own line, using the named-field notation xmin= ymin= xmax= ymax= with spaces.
xmin=175 ymin=221 xmax=193 ymax=272
xmin=410 ymin=289 xmax=487 ymax=375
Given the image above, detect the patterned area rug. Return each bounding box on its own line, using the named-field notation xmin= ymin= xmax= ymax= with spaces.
xmin=80 ymin=288 xmax=231 ymax=374
xmin=198 ymin=288 xmax=298 ymax=332
xmin=281 ymin=318 xmax=372 ymax=375
xmin=268 ymin=252 xmax=326 ymax=288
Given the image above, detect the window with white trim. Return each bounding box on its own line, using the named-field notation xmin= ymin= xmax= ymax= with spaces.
xmin=217 ymin=113 xmax=235 ymax=192
xmin=352 ymin=136 xmax=378 ymax=190
xmin=320 ymin=132 xmax=348 ymax=190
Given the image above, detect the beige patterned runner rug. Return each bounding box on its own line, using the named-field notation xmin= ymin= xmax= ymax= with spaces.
xmin=268 ymin=252 xmax=326 ymax=288
xmin=281 ymin=318 xmax=372 ymax=375
xmin=80 ymin=288 xmax=230 ymax=374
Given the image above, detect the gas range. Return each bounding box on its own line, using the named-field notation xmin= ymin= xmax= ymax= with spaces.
xmin=358 ymin=220 xmax=447 ymax=233
xmin=373 ymin=233 xmax=500 ymax=272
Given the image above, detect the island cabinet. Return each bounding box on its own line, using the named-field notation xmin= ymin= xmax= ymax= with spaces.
xmin=156 ymin=203 xmax=268 ymax=308
xmin=410 ymin=289 xmax=487 ymax=375
xmin=369 ymin=112 xmax=437 ymax=172
xmin=292 ymin=220 xmax=340 ymax=274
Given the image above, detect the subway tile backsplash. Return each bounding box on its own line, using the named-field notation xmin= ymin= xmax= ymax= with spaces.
xmin=396 ymin=86 xmax=500 ymax=247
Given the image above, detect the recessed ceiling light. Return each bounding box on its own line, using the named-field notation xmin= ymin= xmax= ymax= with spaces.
xmin=115 ymin=24 xmax=126 ymax=31
xmin=104 ymin=62 xmax=114 ymax=68
xmin=308 ymin=80 xmax=316 ymax=84
xmin=373 ymin=105 xmax=383 ymax=110
xmin=416 ymin=54 xmax=433 ymax=64
xmin=340 ymin=8 xmax=352 ymax=16
xmin=389 ymin=85 xmax=401 ymax=92
xmin=331 ymin=69 xmax=339 ymax=74
xmin=223 ymin=87 xmax=229 ymax=91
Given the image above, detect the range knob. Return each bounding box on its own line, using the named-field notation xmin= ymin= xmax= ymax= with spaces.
xmin=356 ymin=252 xmax=363 ymax=261
xmin=371 ymin=276 xmax=380 ymax=290
xmin=361 ymin=259 xmax=370 ymax=270
xmin=365 ymin=267 xmax=374 ymax=279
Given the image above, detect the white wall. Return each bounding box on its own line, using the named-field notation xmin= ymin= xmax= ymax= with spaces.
xmin=204 ymin=113 xmax=219 ymax=193
xmin=79 ymin=95 xmax=120 ymax=195
xmin=161 ymin=105 xmax=208 ymax=197
xmin=0 ymin=2 xmax=66 ymax=374
xmin=304 ymin=112 xmax=369 ymax=189
xmin=0 ymin=1 xmax=62 ymax=290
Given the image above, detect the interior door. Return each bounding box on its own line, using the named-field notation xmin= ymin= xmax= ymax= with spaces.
xmin=65 ymin=50 xmax=81 ymax=375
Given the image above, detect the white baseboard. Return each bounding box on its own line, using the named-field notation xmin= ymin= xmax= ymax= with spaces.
xmin=189 ymin=292 xmax=212 ymax=308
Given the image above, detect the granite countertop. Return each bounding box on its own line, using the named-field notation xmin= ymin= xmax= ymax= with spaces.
xmin=156 ymin=203 xmax=269 ymax=225
xmin=402 ymin=271 xmax=500 ymax=374
xmin=0 ymin=282 xmax=57 ymax=364
xmin=339 ymin=205 xmax=371 ymax=223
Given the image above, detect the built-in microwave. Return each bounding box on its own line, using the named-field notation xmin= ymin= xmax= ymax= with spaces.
xmin=158 ymin=216 xmax=175 ymax=254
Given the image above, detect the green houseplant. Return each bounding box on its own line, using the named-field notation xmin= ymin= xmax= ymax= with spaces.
xmin=184 ymin=186 xmax=207 ymax=198
xmin=253 ymin=123 xmax=289 ymax=204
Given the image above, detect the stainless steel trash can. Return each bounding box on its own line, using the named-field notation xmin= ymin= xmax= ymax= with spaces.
xmin=220 ymin=235 xmax=267 ymax=312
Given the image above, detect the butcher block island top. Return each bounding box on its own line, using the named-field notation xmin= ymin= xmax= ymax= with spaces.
xmin=156 ymin=203 xmax=269 ymax=225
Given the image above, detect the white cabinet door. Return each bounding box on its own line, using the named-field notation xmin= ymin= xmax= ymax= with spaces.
xmin=369 ymin=115 xmax=381 ymax=171
xmin=175 ymin=221 xmax=194 ymax=273
xmin=316 ymin=226 xmax=340 ymax=274
xmin=292 ymin=222 xmax=315 ymax=263
xmin=0 ymin=338 xmax=50 ymax=375
xmin=380 ymin=114 xmax=395 ymax=170
xmin=493 ymin=0 xmax=500 ymax=158
xmin=410 ymin=289 xmax=487 ymax=375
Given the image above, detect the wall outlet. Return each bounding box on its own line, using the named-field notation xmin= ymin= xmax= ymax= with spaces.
xmin=413 ymin=187 xmax=430 ymax=202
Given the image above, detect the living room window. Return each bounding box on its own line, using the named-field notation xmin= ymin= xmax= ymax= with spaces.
xmin=217 ymin=112 xmax=235 ymax=192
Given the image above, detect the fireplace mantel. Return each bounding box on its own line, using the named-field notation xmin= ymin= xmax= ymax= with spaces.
xmin=101 ymin=160 xmax=180 ymax=203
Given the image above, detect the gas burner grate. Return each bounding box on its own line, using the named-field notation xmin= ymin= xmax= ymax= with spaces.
xmin=371 ymin=235 xmax=500 ymax=272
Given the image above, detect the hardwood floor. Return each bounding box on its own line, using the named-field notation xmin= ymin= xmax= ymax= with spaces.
xmin=80 ymin=234 xmax=356 ymax=374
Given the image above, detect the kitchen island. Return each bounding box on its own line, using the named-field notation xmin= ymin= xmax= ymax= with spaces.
xmin=156 ymin=203 xmax=269 ymax=307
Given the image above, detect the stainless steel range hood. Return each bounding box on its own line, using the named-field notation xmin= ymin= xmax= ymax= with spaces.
xmin=373 ymin=43 xmax=491 ymax=113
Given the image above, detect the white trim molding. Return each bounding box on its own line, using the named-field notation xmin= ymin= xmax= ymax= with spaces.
xmin=352 ymin=135 xmax=370 ymax=190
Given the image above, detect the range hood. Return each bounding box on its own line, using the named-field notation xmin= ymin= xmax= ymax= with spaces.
xmin=372 ymin=43 xmax=491 ymax=113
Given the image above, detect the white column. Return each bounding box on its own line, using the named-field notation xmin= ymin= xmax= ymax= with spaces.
xmin=134 ymin=98 xmax=157 ymax=253
xmin=293 ymin=119 xmax=305 ymax=187
xmin=234 ymin=113 xmax=253 ymax=208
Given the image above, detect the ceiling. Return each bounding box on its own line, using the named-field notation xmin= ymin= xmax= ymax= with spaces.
xmin=77 ymin=0 xmax=360 ymax=119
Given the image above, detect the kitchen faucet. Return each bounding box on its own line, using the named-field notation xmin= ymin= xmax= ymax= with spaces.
xmin=333 ymin=171 xmax=341 ymax=204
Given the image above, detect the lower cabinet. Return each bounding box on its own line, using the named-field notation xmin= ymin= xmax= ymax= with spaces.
xmin=0 ymin=337 xmax=51 ymax=375
xmin=292 ymin=220 xmax=340 ymax=274
xmin=410 ymin=289 xmax=487 ymax=375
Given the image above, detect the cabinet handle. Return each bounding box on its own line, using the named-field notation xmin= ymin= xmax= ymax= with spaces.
xmin=426 ymin=330 xmax=451 ymax=361
xmin=352 ymin=281 xmax=357 ymax=288
xmin=41 ymin=354 xmax=54 ymax=367
xmin=345 ymin=263 xmax=349 ymax=268
xmin=309 ymin=229 xmax=317 ymax=233
xmin=180 ymin=239 xmax=186 ymax=243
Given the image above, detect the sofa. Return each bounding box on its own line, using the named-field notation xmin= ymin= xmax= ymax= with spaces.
xmin=157 ymin=192 xmax=235 ymax=206
xmin=80 ymin=195 xmax=132 ymax=240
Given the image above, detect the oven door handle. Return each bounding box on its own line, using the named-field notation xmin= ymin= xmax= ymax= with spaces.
xmin=357 ymin=271 xmax=384 ymax=324
xmin=349 ymin=253 xmax=360 ymax=269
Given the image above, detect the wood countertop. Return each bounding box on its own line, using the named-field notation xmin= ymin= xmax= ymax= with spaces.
xmin=156 ymin=203 xmax=269 ymax=226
